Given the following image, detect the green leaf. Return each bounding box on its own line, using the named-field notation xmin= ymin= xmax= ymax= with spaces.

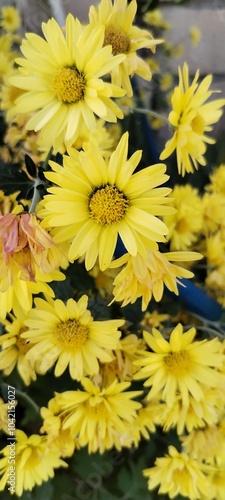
xmin=0 ymin=160 xmax=34 ymax=199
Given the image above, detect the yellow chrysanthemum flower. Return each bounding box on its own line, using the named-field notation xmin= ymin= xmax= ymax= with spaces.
xmin=39 ymin=132 xmax=172 ymax=271
xmin=0 ymin=309 xmax=46 ymax=385
xmin=89 ymin=0 xmax=162 ymax=97
xmin=160 ymin=386 xmax=224 ymax=435
xmin=0 ymin=6 xmax=21 ymax=33
xmin=40 ymin=401 xmax=78 ymax=458
xmin=109 ymin=249 xmax=202 ymax=311
xmin=10 ymin=14 xmax=126 ymax=153
xmin=134 ymin=323 xmax=224 ymax=406
xmin=22 ymin=295 xmax=124 ymax=380
xmin=163 ymin=184 xmax=203 ymax=250
xmin=160 ymin=63 xmax=225 ymax=176
xmin=143 ymin=445 xmax=211 ymax=500
xmin=0 ymin=207 xmax=65 ymax=317
xmin=181 ymin=425 xmax=225 ymax=465
xmin=0 ymin=429 xmax=67 ymax=496
xmin=42 ymin=377 xmax=142 ymax=453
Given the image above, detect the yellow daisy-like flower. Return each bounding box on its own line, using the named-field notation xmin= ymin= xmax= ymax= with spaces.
xmin=0 ymin=429 xmax=67 ymax=497
xmin=143 ymin=445 xmax=211 ymax=500
xmin=181 ymin=425 xmax=225 ymax=465
xmin=109 ymin=249 xmax=202 ymax=311
xmin=163 ymin=184 xmax=203 ymax=250
xmin=10 ymin=14 xmax=125 ymax=153
xmin=0 ymin=309 xmax=45 ymax=386
xmin=0 ymin=6 xmax=21 ymax=33
xmin=40 ymin=401 xmax=78 ymax=458
xmin=89 ymin=0 xmax=162 ymax=97
xmin=42 ymin=377 xmax=142 ymax=453
xmin=160 ymin=386 xmax=224 ymax=435
xmin=39 ymin=132 xmax=172 ymax=271
xmin=134 ymin=323 xmax=224 ymax=406
xmin=160 ymin=63 xmax=225 ymax=176
xmin=22 ymin=295 xmax=124 ymax=380
xmin=0 ymin=206 xmax=65 ymax=317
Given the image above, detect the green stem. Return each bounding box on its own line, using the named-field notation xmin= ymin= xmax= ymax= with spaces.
xmin=120 ymin=105 xmax=171 ymax=126
xmin=28 ymin=180 xmax=42 ymax=213
xmin=15 ymin=388 xmax=41 ymax=417
xmin=29 ymin=146 xmax=53 ymax=213
xmin=0 ymin=382 xmax=41 ymax=417
xmin=42 ymin=146 xmax=53 ymax=171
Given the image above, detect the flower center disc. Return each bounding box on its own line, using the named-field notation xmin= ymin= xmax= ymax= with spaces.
xmin=56 ymin=320 xmax=88 ymax=348
xmin=164 ymin=351 xmax=191 ymax=376
xmin=191 ymin=113 xmax=205 ymax=135
xmin=104 ymin=26 xmax=130 ymax=55
xmin=89 ymin=185 xmax=129 ymax=225
xmin=84 ymin=400 xmax=108 ymax=419
xmin=52 ymin=67 xmax=86 ymax=103
xmin=16 ymin=332 xmax=30 ymax=354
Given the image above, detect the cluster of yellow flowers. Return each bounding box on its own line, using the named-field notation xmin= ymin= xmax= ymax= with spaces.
xmin=0 ymin=1 xmax=225 ymax=499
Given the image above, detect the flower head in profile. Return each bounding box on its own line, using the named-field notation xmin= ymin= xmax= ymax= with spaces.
xmin=40 ymin=132 xmax=172 ymax=271
xmin=109 ymin=249 xmax=202 ymax=311
xmin=134 ymin=323 xmax=224 ymax=406
xmin=40 ymin=399 xmax=78 ymax=458
xmin=42 ymin=377 xmax=142 ymax=453
xmin=22 ymin=294 xmax=124 ymax=380
xmin=160 ymin=63 xmax=225 ymax=176
xmin=0 ymin=429 xmax=67 ymax=497
xmin=143 ymin=445 xmax=211 ymax=500
xmin=10 ymin=14 xmax=126 ymax=153
xmin=0 ymin=206 xmax=65 ymax=317
xmin=89 ymin=0 xmax=162 ymax=96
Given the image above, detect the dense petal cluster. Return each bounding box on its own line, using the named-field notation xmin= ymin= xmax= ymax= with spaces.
xmin=109 ymin=249 xmax=202 ymax=310
xmin=0 ymin=430 xmax=67 ymax=496
xmin=39 ymin=132 xmax=173 ymax=271
xmin=134 ymin=323 xmax=225 ymax=406
xmin=41 ymin=377 xmax=142 ymax=453
xmin=160 ymin=63 xmax=225 ymax=176
xmin=143 ymin=445 xmax=211 ymax=499
xmin=10 ymin=14 xmax=126 ymax=152
xmin=89 ymin=0 xmax=162 ymax=96
xmin=22 ymin=294 xmax=124 ymax=380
